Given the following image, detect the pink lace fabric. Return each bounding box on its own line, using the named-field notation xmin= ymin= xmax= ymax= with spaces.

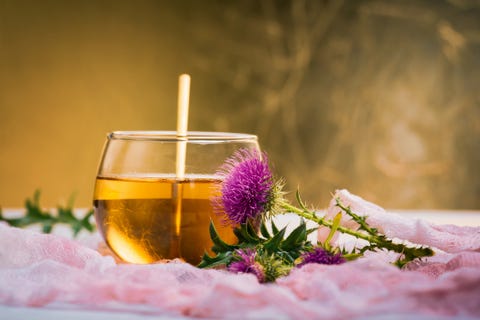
xmin=1 ymin=191 xmax=479 ymax=319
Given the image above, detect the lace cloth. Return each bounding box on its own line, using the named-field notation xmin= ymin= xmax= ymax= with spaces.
xmin=1 ymin=191 xmax=479 ymax=319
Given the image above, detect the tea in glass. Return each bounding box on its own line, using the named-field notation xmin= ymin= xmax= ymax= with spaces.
xmin=93 ymin=131 xmax=260 ymax=265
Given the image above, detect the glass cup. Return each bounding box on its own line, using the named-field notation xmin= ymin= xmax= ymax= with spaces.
xmin=93 ymin=131 xmax=260 ymax=265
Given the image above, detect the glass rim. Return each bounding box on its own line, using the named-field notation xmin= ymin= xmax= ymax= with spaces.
xmin=108 ymin=131 xmax=258 ymax=142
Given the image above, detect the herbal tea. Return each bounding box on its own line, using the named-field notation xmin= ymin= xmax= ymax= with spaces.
xmin=93 ymin=175 xmax=235 ymax=265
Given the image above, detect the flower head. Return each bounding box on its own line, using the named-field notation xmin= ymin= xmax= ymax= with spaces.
xmin=214 ymin=148 xmax=281 ymax=225
xmin=228 ymin=249 xmax=265 ymax=282
xmin=297 ymin=247 xmax=346 ymax=267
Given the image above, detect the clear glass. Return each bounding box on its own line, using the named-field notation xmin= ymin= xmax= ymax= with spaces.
xmin=93 ymin=131 xmax=260 ymax=265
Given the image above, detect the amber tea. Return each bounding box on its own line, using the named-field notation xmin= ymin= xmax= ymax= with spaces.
xmin=94 ymin=175 xmax=235 ymax=265
xmin=93 ymin=131 xmax=260 ymax=264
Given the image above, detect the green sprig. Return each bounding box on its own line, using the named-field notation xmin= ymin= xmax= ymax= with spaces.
xmin=0 ymin=190 xmax=96 ymax=237
xmin=278 ymin=196 xmax=434 ymax=267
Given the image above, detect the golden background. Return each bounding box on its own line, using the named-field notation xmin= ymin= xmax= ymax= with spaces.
xmin=1 ymin=0 xmax=479 ymax=209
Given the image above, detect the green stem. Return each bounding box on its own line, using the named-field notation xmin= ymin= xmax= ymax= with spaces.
xmin=279 ymin=201 xmax=433 ymax=260
xmin=281 ymin=201 xmax=372 ymax=242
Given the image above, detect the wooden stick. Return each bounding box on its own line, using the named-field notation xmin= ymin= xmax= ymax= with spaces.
xmin=176 ymin=74 xmax=191 ymax=179
xmin=173 ymin=74 xmax=191 ymax=247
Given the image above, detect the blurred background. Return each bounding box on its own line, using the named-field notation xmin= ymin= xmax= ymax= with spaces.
xmin=1 ymin=0 xmax=479 ymax=209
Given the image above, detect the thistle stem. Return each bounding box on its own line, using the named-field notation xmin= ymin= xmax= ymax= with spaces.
xmin=280 ymin=201 xmax=371 ymax=241
xmin=279 ymin=201 xmax=433 ymax=261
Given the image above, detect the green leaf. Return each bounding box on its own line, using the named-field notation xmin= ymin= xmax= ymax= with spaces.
xmin=233 ymin=227 xmax=246 ymax=242
xmin=42 ymin=223 xmax=53 ymax=233
xmin=260 ymin=220 xmax=271 ymax=238
xmin=306 ymin=227 xmax=317 ymax=235
xmin=246 ymin=221 xmax=260 ymax=240
xmin=324 ymin=212 xmax=342 ymax=250
xmin=209 ymin=220 xmax=237 ymax=253
xmin=281 ymin=220 xmax=307 ymax=250
xmin=264 ymin=227 xmax=286 ymax=254
xmin=197 ymin=251 xmax=233 ymax=269
xmin=81 ymin=209 xmax=95 ymax=232
xmin=295 ymin=190 xmax=309 ymax=212
xmin=271 ymin=220 xmax=279 ymax=234
xmin=233 ymin=223 xmax=261 ymax=244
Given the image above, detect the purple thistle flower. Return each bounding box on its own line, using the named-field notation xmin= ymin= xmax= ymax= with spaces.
xmin=228 ymin=249 xmax=265 ymax=282
xmin=297 ymin=247 xmax=346 ymax=267
xmin=214 ymin=148 xmax=275 ymax=225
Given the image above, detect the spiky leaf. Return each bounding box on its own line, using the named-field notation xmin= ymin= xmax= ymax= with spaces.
xmin=281 ymin=220 xmax=307 ymax=251
xmin=263 ymin=227 xmax=286 ymax=254
xmin=233 ymin=223 xmax=261 ymax=244
xmin=260 ymin=220 xmax=271 ymax=238
xmin=271 ymin=220 xmax=279 ymax=234
xmin=209 ymin=220 xmax=237 ymax=253
xmin=197 ymin=251 xmax=233 ymax=269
